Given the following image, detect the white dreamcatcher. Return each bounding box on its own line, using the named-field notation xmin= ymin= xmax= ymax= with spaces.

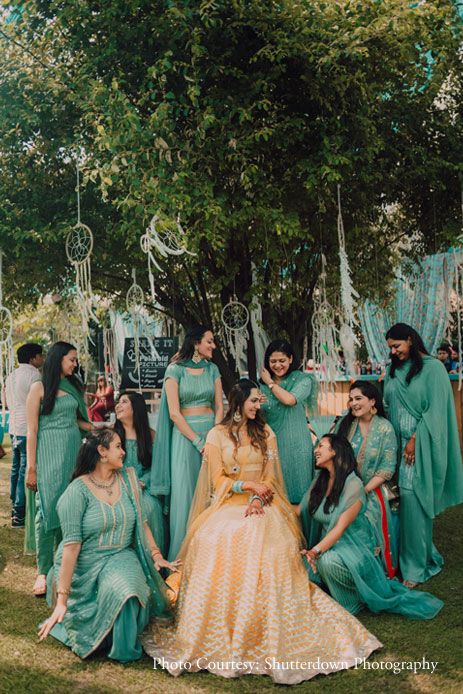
xmin=140 ymin=214 xmax=195 ymax=304
xmin=65 ymin=166 xmax=99 ymax=364
xmin=311 ymin=254 xmax=339 ymax=397
xmin=221 ymin=296 xmax=250 ymax=373
xmin=337 ymin=185 xmax=359 ymax=375
xmin=0 ymin=250 xmax=14 ymax=420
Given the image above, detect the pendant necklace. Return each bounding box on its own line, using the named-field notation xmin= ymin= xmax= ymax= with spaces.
xmin=89 ymin=472 xmax=117 ymax=496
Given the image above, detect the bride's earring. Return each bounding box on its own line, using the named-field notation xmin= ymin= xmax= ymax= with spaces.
xmin=192 ymin=347 xmax=201 ymax=364
xmin=233 ymin=409 xmax=242 ymax=423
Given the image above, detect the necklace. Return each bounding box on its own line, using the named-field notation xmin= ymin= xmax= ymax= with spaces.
xmin=89 ymin=472 xmax=117 ymax=496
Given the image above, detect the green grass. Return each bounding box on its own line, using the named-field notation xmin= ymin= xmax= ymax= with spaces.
xmin=0 ymin=445 xmax=462 ymax=693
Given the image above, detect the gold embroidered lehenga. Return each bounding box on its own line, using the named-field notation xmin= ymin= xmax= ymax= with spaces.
xmin=142 ymin=425 xmax=381 ymax=685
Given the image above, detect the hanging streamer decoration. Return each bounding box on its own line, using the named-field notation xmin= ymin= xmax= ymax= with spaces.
xmin=337 ymin=185 xmax=359 ymax=376
xmin=126 ymin=269 xmax=145 ymax=392
xmin=311 ymin=254 xmax=339 ymax=396
xmin=140 ymin=214 xmax=195 ymax=304
xmin=65 ymin=166 xmax=99 ymax=363
xmin=0 ymin=250 xmax=14 ymax=421
xmin=221 ymin=296 xmax=250 ymax=373
xmin=102 ymin=326 xmax=121 ymax=392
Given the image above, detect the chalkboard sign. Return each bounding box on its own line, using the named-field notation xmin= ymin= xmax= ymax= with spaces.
xmin=120 ymin=337 xmax=179 ymax=389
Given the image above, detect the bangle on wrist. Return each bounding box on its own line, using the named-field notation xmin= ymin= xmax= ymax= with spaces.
xmin=313 ymin=547 xmax=322 ymax=559
xmin=192 ymin=435 xmax=204 ymax=452
xmin=268 ymin=382 xmax=275 ymax=390
xmin=232 ymin=480 xmax=245 ymax=494
xmin=249 ymin=494 xmax=264 ymax=507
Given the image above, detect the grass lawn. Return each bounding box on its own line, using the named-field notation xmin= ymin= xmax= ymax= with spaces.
xmin=0 ymin=442 xmax=462 ymax=694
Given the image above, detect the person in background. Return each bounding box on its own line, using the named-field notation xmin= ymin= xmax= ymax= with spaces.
xmin=26 ymin=341 xmax=92 ymax=596
xmin=5 ymin=343 xmax=44 ymax=528
xmin=384 ymin=323 xmax=463 ymax=587
xmin=87 ymin=374 xmax=115 ymax=422
xmin=114 ymin=391 xmax=166 ymax=555
xmin=260 ymin=339 xmax=317 ymax=504
xmin=150 ymin=326 xmax=223 ymax=561
xmin=436 ymin=344 xmax=458 ymax=374
xmin=336 ymin=381 xmax=398 ymax=577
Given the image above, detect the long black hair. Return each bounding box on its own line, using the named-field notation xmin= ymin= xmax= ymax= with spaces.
xmin=42 ymin=341 xmax=82 ymax=415
xmin=308 ymin=434 xmax=360 ymax=515
xmin=175 ymin=325 xmax=212 ymax=363
xmin=385 ymin=323 xmax=429 ymax=384
xmin=337 ymin=381 xmax=386 ymax=438
xmin=262 ymin=339 xmax=298 ymax=381
xmin=71 ymin=429 xmax=120 ymax=480
xmin=114 ymin=391 xmax=152 ymax=469
xmin=221 ymin=379 xmax=269 ymax=457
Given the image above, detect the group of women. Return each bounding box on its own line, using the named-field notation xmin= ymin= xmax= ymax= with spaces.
xmin=24 ymin=322 xmax=463 ymax=684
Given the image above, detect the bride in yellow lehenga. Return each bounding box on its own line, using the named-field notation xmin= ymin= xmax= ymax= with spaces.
xmin=142 ymin=380 xmax=381 ymax=685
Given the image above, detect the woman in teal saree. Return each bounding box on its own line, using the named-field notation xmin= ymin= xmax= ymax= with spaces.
xmin=299 ymin=434 xmax=443 ymax=619
xmin=38 ymin=430 xmax=177 ymax=661
xmin=384 ymin=323 xmax=463 ymax=587
xmin=337 ymin=381 xmax=398 ymax=577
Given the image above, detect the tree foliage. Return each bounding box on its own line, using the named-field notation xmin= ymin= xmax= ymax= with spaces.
xmin=0 ymin=0 xmax=461 ymax=384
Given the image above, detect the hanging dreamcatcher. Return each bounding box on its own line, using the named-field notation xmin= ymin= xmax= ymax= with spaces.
xmin=140 ymin=214 xmax=195 ymax=304
xmin=221 ymin=296 xmax=250 ymax=373
xmin=0 ymin=250 xmax=14 ymax=420
xmin=454 ymin=250 xmax=463 ymax=391
xmin=337 ymin=185 xmax=359 ymax=376
xmin=311 ymin=254 xmax=339 ymax=397
xmin=65 ymin=166 xmax=99 ymax=365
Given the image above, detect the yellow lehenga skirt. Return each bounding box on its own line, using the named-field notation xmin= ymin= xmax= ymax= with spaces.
xmin=142 ymin=500 xmax=381 ymax=685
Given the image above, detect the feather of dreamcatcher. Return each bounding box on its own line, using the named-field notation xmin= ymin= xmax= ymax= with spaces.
xmin=337 ymin=185 xmax=359 ymax=375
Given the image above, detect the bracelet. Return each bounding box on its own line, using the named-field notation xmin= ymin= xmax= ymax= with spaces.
xmin=150 ymin=548 xmax=162 ymax=558
xmin=192 ymin=435 xmax=205 ymax=452
xmin=268 ymin=382 xmax=275 ymax=390
xmin=232 ymin=480 xmax=245 ymax=494
xmin=249 ymin=494 xmax=264 ymax=507
xmin=313 ymin=547 xmax=322 ymax=559
xmin=57 ymin=588 xmax=70 ymax=596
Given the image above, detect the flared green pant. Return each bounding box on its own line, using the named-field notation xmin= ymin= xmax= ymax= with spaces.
xmin=35 ymin=495 xmax=61 ymax=575
xmin=399 ymin=489 xmax=443 ymax=584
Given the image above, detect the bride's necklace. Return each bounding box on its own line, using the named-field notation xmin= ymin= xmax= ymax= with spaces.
xmin=89 ymin=472 xmax=117 ymax=496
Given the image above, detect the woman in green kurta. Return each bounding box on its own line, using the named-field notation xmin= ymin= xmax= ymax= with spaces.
xmin=25 ymin=342 xmax=92 ymax=597
xmin=38 ymin=429 xmax=177 ymax=661
xmin=150 ymin=326 xmax=223 ymax=561
xmin=337 ymin=381 xmax=398 ymax=577
xmin=384 ymin=323 xmax=463 ymax=587
xmin=114 ymin=391 xmax=165 ymax=556
xmin=260 ymin=339 xmax=317 ymax=503
xmin=299 ymin=434 xmax=443 ymax=619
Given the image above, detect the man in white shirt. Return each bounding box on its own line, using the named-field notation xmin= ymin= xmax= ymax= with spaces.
xmin=5 ymin=343 xmax=44 ymax=527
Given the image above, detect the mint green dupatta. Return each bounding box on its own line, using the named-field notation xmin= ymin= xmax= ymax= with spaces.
xmin=58 ymin=378 xmax=89 ymax=425
xmin=122 ymin=468 xmax=172 ymax=618
xmin=384 ymin=356 xmax=463 ymax=519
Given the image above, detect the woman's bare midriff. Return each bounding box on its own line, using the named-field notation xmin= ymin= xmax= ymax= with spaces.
xmin=181 ymin=406 xmax=213 ymax=416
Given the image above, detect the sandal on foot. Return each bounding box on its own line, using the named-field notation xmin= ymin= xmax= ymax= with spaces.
xmin=403 ymin=580 xmax=418 ymax=589
xmin=32 ymin=574 xmax=47 ymax=597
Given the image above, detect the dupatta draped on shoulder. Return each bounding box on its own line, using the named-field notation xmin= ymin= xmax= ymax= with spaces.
xmin=121 ymin=468 xmax=172 ymax=618
xmin=384 ymin=357 xmax=463 ymax=519
xmin=58 ymin=378 xmax=89 ymax=423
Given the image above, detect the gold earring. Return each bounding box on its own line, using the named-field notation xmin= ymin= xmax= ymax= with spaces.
xmin=233 ymin=410 xmax=242 ymax=423
xmin=192 ymin=348 xmax=201 ymax=364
